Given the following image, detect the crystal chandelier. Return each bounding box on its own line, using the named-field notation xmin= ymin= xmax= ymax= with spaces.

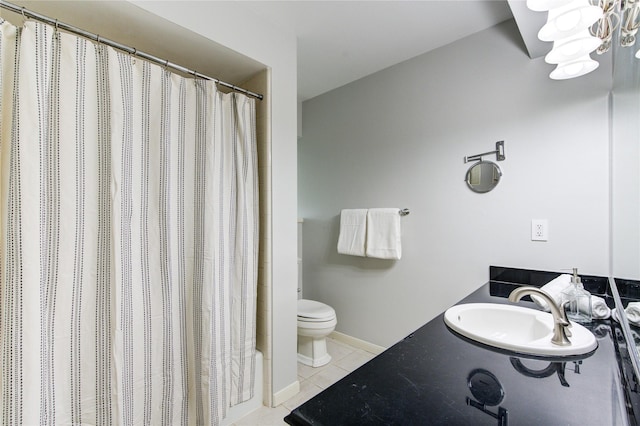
xmin=527 ymin=0 xmax=640 ymax=78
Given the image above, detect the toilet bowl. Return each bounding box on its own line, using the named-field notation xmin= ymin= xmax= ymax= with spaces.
xmin=297 ymin=299 xmax=337 ymax=367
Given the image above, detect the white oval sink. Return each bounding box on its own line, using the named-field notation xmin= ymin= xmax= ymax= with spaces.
xmin=444 ymin=303 xmax=597 ymax=357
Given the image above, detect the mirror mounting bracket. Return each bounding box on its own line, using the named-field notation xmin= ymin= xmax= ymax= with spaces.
xmin=464 ymin=140 xmax=505 ymax=163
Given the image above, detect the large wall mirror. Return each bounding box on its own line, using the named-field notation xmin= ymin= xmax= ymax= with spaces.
xmin=611 ymin=25 xmax=640 ymax=375
xmin=612 ymin=28 xmax=640 ymax=281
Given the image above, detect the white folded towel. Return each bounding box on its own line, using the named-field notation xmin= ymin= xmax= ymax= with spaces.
xmin=612 ymin=308 xmax=620 ymax=322
xmin=531 ymin=274 xmax=611 ymax=319
xmin=337 ymin=209 xmax=367 ymax=256
xmin=615 ymin=302 xmax=640 ymax=326
xmin=365 ymin=208 xmax=402 ymax=260
xmin=626 ymin=302 xmax=640 ymax=324
xmin=531 ymin=274 xmax=572 ymax=311
xmin=591 ymin=296 xmax=611 ymax=320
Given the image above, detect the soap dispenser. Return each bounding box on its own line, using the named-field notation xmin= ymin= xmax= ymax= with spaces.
xmin=561 ymin=268 xmax=592 ymax=323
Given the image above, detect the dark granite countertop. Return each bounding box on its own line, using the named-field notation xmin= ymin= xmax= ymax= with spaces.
xmin=285 ymin=267 xmax=638 ymax=425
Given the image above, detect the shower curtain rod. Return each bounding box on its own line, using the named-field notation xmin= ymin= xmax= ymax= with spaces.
xmin=0 ymin=0 xmax=264 ymax=100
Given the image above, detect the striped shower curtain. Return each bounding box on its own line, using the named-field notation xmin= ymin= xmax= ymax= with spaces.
xmin=0 ymin=19 xmax=258 ymax=426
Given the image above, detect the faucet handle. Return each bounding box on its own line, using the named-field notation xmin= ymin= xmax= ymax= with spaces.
xmin=559 ymin=300 xmax=573 ymax=337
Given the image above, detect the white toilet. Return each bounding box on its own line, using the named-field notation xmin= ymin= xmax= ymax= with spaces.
xmin=296 ymin=219 xmax=337 ymax=367
xmin=297 ymin=299 xmax=337 ymax=367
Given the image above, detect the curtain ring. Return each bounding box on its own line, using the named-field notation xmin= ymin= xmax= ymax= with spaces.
xmin=164 ymin=59 xmax=169 ymax=70
xmin=96 ymin=34 xmax=101 ymax=44
xmin=21 ymin=7 xmax=26 ymax=19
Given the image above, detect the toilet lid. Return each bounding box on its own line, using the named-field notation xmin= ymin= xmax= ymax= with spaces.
xmin=298 ymin=299 xmax=336 ymax=320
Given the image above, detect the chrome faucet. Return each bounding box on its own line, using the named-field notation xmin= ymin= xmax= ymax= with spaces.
xmin=508 ymin=286 xmax=571 ymax=347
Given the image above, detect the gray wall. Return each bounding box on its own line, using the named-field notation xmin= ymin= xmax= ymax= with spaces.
xmin=299 ymin=20 xmax=612 ymax=348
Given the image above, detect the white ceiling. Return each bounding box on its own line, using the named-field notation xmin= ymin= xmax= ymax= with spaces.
xmin=241 ymin=1 xmax=515 ymax=101
xmin=3 ymin=1 xmax=269 ymax=85
xmin=3 ymin=1 xmax=525 ymax=102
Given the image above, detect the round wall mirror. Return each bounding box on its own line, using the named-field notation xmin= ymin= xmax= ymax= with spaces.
xmin=466 ymin=160 xmax=502 ymax=193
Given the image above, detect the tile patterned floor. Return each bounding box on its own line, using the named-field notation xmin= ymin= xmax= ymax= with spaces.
xmin=232 ymin=337 xmax=377 ymax=426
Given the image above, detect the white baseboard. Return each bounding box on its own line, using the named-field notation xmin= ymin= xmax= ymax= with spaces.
xmin=272 ymin=380 xmax=300 ymax=407
xmin=329 ymin=331 xmax=386 ymax=355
